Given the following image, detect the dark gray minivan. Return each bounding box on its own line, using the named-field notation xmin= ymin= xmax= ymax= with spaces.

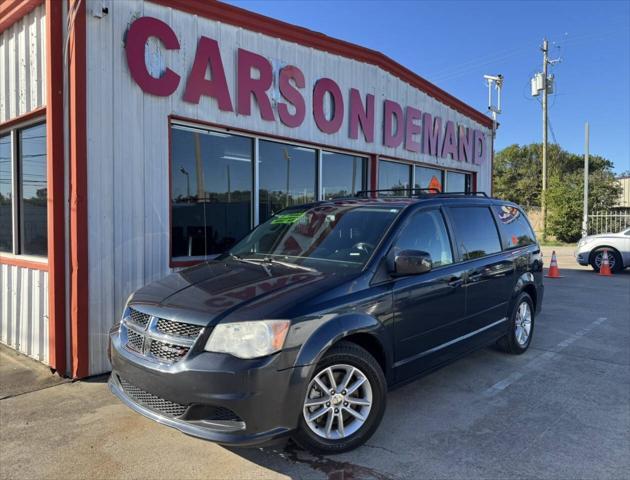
xmin=108 ymin=191 xmax=543 ymax=453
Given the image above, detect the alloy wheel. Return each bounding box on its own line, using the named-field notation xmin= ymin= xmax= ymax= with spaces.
xmin=515 ymin=301 xmax=532 ymax=346
xmin=595 ymin=252 xmax=615 ymax=269
xmin=302 ymin=364 xmax=373 ymax=440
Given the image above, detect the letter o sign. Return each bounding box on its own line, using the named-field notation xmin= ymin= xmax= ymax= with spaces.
xmin=313 ymin=78 xmax=344 ymax=134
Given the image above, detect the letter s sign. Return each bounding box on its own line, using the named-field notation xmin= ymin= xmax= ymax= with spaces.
xmin=125 ymin=17 xmax=181 ymax=96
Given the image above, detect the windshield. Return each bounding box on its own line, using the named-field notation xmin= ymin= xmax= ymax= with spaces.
xmin=225 ymin=204 xmax=401 ymax=272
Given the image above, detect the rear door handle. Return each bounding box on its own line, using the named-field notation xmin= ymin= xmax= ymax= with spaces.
xmin=448 ymin=277 xmax=464 ymax=288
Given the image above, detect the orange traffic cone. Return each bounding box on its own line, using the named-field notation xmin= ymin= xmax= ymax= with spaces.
xmin=545 ymin=250 xmax=563 ymax=278
xmin=599 ymin=249 xmax=613 ymax=276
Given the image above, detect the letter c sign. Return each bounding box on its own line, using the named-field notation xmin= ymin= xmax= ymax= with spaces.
xmin=125 ymin=17 xmax=181 ymax=96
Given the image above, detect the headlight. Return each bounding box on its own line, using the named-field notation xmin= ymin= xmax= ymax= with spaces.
xmin=204 ymin=320 xmax=290 ymax=359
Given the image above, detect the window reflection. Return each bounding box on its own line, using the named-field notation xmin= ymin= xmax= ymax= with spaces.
xmin=378 ymin=160 xmax=411 ymax=196
xmin=171 ymin=127 xmax=252 ymax=258
xmin=446 ymin=171 xmax=471 ymax=193
xmin=415 ymin=166 xmax=443 ymax=193
xmin=259 ymin=140 xmax=316 ymax=223
xmin=20 ymin=124 xmax=47 ymax=256
xmin=322 ymin=151 xmax=366 ymax=200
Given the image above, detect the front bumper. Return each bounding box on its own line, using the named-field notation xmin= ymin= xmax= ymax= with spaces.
xmin=574 ymin=247 xmax=590 ymax=266
xmin=108 ymin=330 xmax=308 ymax=447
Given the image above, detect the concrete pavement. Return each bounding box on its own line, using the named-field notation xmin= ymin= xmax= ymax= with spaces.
xmin=1 ymin=249 xmax=628 ymax=479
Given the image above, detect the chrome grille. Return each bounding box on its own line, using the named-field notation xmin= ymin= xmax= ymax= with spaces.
xmin=156 ymin=318 xmax=203 ymax=338
xmin=129 ymin=308 xmax=150 ymax=328
xmin=119 ymin=377 xmax=187 ymax=418
xmin=149 ymin=340 xmax=190 ymax=362
xmin=123 ymin=308 xmax=203 ymax=364
xmin=126 ymin=329 xmax=144 ymax=352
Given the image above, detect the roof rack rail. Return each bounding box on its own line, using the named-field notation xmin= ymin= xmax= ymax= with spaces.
xmin=433 ymin=191 xmax=488 ymax=197
xmin=355 ymin=188 xmax=440 ymax=197
xmin=354 ymin=189 xmax=489 ymax=198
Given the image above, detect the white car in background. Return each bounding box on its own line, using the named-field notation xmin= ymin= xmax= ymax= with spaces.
xmin=575 ymin=228 xmax=630 ymax=273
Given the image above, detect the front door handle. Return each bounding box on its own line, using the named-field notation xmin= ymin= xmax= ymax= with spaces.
xmin=448 ymin=277 xmax=464 ymax=288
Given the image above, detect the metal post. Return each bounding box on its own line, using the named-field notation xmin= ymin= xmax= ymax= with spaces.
xmin=491 ymin=111 xmax=497 ymax=184
xmin=484 ymin=74 xmax=502 ymax=197
xmin=253 ymin=138 xmax=259 ymax=228
xmin=582 ymin=122 xmax=589 ymax=237
xmin=541 ymin=39 xmax=548 ymax=242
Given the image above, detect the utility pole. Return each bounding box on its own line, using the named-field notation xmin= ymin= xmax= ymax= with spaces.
xmin=532 ymin=39 xmax=559 ymax=241
xmin=541 ymin=38 xmax=549 ymax=242
xmin=582 ymin=122 xmax=590 ymax=237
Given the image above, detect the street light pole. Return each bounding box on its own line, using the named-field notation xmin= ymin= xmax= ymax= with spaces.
xmin=484 ymin=74 xmax=503 ymax=196
xmin=582 ymin=122 xmax=590 ymax=237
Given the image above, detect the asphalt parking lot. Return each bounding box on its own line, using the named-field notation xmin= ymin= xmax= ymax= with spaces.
xmin=1 ymin=246 xmax=629 ymax=480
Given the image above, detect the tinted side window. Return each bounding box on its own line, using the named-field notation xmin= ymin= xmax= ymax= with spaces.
xmin=449 ymin=207 xmax=501 ymax=260
xmin=394 ymin=210 xmax=453 ymax=267
xmin=492 ymin=205 xmax=536 ymax=249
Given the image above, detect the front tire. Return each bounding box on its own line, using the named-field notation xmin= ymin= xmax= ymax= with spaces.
xmin=590 ymin=248 xmax=622 ymax=273
xmin=497 ymin=292 xmax=535 ymax=354
xmin=292 ymin=341 xmax=386 ymax=454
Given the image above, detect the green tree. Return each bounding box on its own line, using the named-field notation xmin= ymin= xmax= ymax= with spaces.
xmin=494 ymin=143 xmax=620 ymax=242
xmin=493 ymin=144 xmax=542 ymax=209
xmin=546 ymin=170 xmax=620 ymax=242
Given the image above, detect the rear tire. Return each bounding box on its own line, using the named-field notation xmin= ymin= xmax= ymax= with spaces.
xmin=497 ymin=292 xmax=535 ymax=354
xmin=292 ymin=341 xmax=386 ymax=454
xmin=590 ymin=248 xmax=622 ymax=273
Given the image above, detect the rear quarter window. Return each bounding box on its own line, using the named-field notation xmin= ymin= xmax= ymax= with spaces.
xmin=492 ymin=205 xmax=537 ymax=249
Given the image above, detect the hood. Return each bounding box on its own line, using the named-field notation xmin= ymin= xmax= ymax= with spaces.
xmin=130 ymin=260 xmax=358 ymax=324
xmin=579 ymin=231 xmax=624 ymax=245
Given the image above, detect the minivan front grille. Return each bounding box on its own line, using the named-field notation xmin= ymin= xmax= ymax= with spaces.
xmin=129 ymin=308 xmax=150 ymax=328
xmin=123 ymin=308 xmax=206 ymax=364
xmin=149 ymin=340 xmax=190 ymax=362
xmin=156 ymin=318 xmax=203 ymax=338
xmin=126 ymin=329 xmax=144 ymax=352
xmin=119 ymin=376 xmax=187 ymax=418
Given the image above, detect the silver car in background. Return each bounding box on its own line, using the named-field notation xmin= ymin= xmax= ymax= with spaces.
xmin=575 ymin=228 xmax=630 ymax=273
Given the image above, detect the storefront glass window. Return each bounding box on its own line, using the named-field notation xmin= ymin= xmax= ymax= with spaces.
xmin=415 ymin=166 xmax=443 ymax=193
xmin=171 ymin=126 xmax=253 ymax=259
xmin=259 ymin=140 xmax=316 ymax=223
xmin=378 ymin=160 xmax=411 ymax=196
xmin=446 ymin=171 xmax=471 ymax=193
xmin=0 ymin=135 xmax=11 ymax=253
xmin=19 ymin=124 xmax=48 ymax=256
xmin=322 ymin=151 xmax=366 ymax=200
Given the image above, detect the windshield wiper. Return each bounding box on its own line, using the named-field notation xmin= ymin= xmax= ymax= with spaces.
xmin=230 ymin=253 xmax=316 ymax=273
xmin=262 ymin=257 xmax=317 ymax=272
xmin=229 ymin=253 xmax=272 ymax=277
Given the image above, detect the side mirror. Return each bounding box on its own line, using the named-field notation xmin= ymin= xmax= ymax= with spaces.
xmin=391 ymin=249 xmax=433 ymax=276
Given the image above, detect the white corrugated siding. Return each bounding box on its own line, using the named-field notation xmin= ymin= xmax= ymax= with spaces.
xmin=85 ymin=0 xmax=493 ymax=374
xmin=0 ymin=3 xmax=47 ymax=123
xmin=0 ymin=5 xmax=49 ymax=365
xmin=0 ymin=264 xmax=49 ymax=363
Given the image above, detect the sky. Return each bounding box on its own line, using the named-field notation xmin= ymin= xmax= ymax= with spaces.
xmin=226 ymin=0 xmax=630 ymax=174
